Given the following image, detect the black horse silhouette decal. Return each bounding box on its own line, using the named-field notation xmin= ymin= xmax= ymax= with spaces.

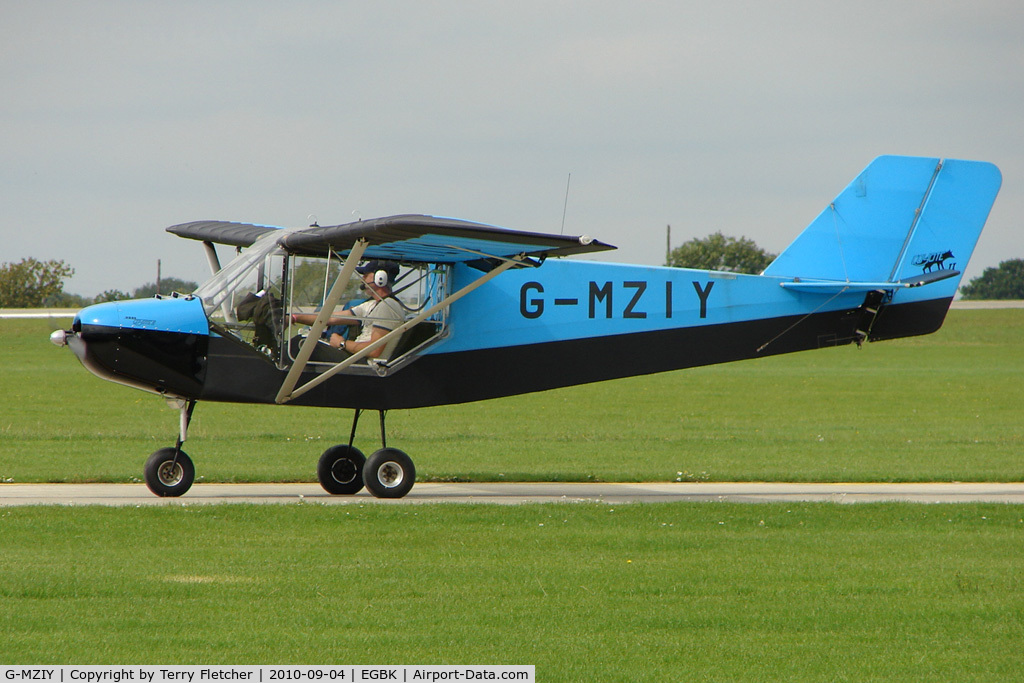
xmin=913 ymin=250 xmax=954 ymax=272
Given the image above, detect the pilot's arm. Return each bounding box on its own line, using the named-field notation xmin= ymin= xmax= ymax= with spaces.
xmin=290 ymin=311 xmax=359 ymax=326
xmin=336 ymin=325 xmax=392 ymax=358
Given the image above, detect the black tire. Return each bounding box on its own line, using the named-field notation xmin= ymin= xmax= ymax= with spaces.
xmin=363 ymin=448 xmax=415 ymax=499
xmin=144 ymin=447 xmax=195 ymax=497
xmin=317 ymin=445 xmax=366 ymax=495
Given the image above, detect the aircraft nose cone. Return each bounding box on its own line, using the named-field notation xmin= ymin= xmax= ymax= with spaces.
xmin=49 ymin=329 xmax=68 ymax=347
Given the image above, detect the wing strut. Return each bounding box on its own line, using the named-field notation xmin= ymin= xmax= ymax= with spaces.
xmin=274 ymin=239 xmax=369 ymax=404
xmin=202 ymin=241 xmax=222 ymax=276
xmin=277 ymin=253 xmax=526 ymax=404
xmin=201 ymin=241 xmax=237 ymax=323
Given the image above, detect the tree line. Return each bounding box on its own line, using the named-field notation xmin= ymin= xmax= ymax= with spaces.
xmin=0 ymin=257 xmax=197 ymax=308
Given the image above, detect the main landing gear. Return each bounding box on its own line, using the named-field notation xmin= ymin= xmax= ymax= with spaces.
xmin=143 ymin=402 xmax=415 ymax=499
xmin=317 ymin=409 xmax=416 ymax=499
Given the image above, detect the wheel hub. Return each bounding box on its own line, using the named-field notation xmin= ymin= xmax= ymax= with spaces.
xmin=331 ymin=458 xmax=358 ymax=485
xmin=377 ymin=461 xmax=404 ymax=488
xmin=157 ymin=461 xmax=183 ymax=486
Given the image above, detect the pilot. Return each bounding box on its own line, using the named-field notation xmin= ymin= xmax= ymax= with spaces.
xmin=290 ymin=260 xmax=404 ymax=359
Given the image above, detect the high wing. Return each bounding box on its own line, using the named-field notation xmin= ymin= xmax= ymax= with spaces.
xmin=167 ymin=220 xmax=278 ymax=248
xmin=167 ymin=214 xmax=615 ymax=263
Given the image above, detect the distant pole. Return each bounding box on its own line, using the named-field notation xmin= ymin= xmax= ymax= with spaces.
xmin=666 ymin=225 xmax=671 ymax=265
xmin=156 ymin=259 xmax=162 ymax=296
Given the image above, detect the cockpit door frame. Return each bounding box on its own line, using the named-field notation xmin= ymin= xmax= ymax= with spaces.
xmin=277 ymin=252 xmax=526 ymax=404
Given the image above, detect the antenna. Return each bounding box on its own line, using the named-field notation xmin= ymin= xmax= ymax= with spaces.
xmin=560 ymin=173 xmax=572 ymax=235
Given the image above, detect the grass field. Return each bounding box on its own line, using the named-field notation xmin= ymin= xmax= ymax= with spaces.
xmin=2 ymin=310 xmax=1023 ymax=483
xmin=2 ymin=503 xmax=1023 ymax=679
xmin=2 ymin=311 xmax=1024 ymax=679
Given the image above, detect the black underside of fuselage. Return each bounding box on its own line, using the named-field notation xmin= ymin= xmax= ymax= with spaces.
xmin=75 ymin=324 xmax=208 ymax=397
xmin=192 ymin=296 xmax=951 ymax=410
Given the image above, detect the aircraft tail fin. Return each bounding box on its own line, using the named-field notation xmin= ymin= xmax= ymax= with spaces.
xmin=763 ymin=156 xmax=1002 ymax=301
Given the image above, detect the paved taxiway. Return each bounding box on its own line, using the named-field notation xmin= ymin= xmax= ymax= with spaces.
xmin=2 ymin=482 xmax=1024 ymax=506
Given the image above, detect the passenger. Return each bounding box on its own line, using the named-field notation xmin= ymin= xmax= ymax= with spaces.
xmin=290 ymin=260 xmax=404 ymax=359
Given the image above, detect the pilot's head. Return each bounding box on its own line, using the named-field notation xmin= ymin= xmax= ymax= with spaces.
xmin=356 ymin=260 xmax=400 ymax=292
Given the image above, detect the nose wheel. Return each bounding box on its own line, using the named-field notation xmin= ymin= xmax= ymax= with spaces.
xmin=143 ymin=398 xmax=197 ymax=497
xmin=316 ymin=409 xmax=416 ymax=499
xmin=144 ymin=447 xmax=195 ymax=497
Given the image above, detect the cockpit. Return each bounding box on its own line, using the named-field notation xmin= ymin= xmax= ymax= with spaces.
xmin=193 ymin=232 xmax=450 ymax=375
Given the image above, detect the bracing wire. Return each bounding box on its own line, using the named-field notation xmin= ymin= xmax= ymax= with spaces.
xmin=756 ymin=287 xmax=849 ymax=354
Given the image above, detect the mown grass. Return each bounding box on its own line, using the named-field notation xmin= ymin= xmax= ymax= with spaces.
xmin=2 ymin=310 xmax=1023 ymax=483
xmin=1 ymin=503 xmax=1022 ymax=679
xmin=3 ymin=313 xmax=1024 ymax=679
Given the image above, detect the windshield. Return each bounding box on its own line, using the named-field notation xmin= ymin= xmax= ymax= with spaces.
xmin=194 ymin=230 xmax=287 ymax=319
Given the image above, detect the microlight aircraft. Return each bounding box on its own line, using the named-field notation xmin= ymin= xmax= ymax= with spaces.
xmin=51 ymin=156 xmax=1002 ymax=498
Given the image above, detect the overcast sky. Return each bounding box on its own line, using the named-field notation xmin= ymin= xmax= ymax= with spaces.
xmin=3 ymin=1 xmax=1022 ymax=296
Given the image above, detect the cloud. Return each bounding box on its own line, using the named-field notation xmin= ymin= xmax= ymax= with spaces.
xmin=1 ymin=1 xmax=1021 ymax=294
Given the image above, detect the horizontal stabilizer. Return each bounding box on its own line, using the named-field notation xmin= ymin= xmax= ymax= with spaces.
xmin=897 ymin=269 xmax=961 ymax=288
xmin=780 ymin=280 xmax=907 ymax=294
xmin=779 ymin=269 xmax=960 ymax=294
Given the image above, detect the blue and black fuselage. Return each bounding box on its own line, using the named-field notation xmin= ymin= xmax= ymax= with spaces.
xmin=70 ymin=259 xmax=958 ymax=411
xmin=68 ymin=156 xmax=1002 ymax=412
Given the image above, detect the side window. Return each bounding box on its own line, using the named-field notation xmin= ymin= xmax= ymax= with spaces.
xmin=203 ymin=250 xmax=286 ymax=360
xmin=283 ymin=255 xmax=365 ymax=366
xmin=282 ymin=259 xmax=452 ymax=372
xmin=373 ymin=264 xmax=451 ymax=367
xmin=287 ymin=255 xmax=362 ymax=313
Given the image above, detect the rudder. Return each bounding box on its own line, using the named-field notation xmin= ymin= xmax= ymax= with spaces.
xmin=889 ymin=158 xmax=1002 ymax=291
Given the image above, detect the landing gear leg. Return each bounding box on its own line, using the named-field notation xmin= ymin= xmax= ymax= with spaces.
xmin=318 ymin=409 xmax=416 ymax=498
xmin=363 ymin=410 xmax=416 ymax=499
xmin=144 ymin=399 xmax=197 ymax=497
